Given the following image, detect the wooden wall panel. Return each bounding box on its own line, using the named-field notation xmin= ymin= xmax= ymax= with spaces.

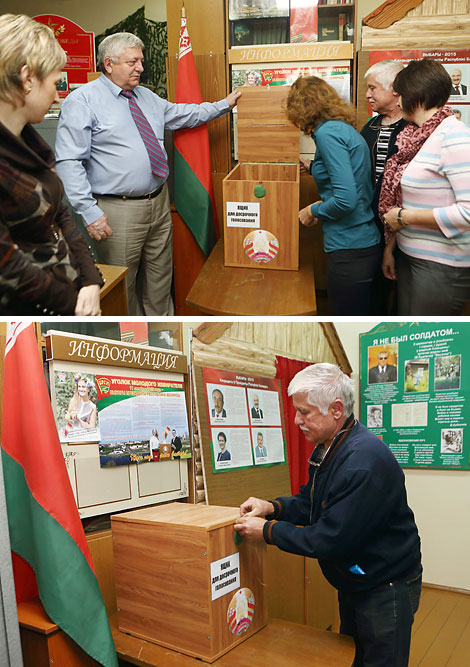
xmin=86 ymin=530 xmax=117 ymax=615
xmin=356 ymin=50 xmax=373 ymax=139
xmin=266 ymin=548 xmax=305 ymax=624
xmin=305 ymin=559 xmax=340 ymax=630
xmin=166 ymin=0 xmax=226 ymax=58
xmin=407 ymin=0 xmax=470 ymax=15
xmin=212 ymin=172 xmax=227 ymax=231
xmin=362 ymin=15 xmax=470 ymax=49
xmin=167 ymin=54 xmax=230 ymax=175
xmin=299 ymin=175 xmax=328 ymax=291
xmin=219 ymin=323 xmax=339 ymax=368
xmin=192 ymin=338 xmax=278 ymax=379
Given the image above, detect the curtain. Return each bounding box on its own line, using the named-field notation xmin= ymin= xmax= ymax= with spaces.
xmin=95 ymin=7 xmax=168 ymax=98
xmin=275 ymin=355 xmax=314 ymax=495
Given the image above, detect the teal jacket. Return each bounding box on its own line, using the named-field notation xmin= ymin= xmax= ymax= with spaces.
xmin=309 ymin=120 xmax=380 ymax=253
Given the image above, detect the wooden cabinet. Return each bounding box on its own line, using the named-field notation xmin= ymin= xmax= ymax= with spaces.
xmin=112 ymin=503 xmax=267 ymax=663
xmin=227 ymin=2 xmax=356 ymax=48
xmin=318 ymin=2 xmax=355 ymax=43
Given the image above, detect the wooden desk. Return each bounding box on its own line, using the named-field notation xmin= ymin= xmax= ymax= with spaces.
xmin=186 ymin=228 xmax=317 ymax=316
xmin=98 ymin=264 xmax=128 ymax=315
xmin=110 ymin=614 xmax=354 ymax=667
xmin=17 ymin=599 xmax=99 ymax=667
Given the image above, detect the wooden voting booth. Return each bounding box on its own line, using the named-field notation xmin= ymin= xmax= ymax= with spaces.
xmin=223 ymin=86 xmax=300 ymax=271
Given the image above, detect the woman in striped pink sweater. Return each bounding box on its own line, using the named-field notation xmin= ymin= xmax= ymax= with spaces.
xmin=379 ymin=58 xmax=470 ymax=315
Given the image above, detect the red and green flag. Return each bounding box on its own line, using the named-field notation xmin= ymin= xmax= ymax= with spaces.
xmin=174 ymin=10 xmax=219 ymax=256
xmin=1 ymin=322 xmax=118 ymax=667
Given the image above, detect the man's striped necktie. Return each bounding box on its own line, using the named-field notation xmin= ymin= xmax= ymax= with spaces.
xmin=120 ymin=89 xmax=168 ymax=179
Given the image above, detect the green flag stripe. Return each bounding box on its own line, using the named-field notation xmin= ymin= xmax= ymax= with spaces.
xmin=2 ymin=451 xmax=117 ymax=667
xmin=97 ymin=394 xmax=131 ymax=410
xmin=174 ymin=148 xmax=216 ymax=256
xmin=98 ymin=388 xmax=183 ymax=411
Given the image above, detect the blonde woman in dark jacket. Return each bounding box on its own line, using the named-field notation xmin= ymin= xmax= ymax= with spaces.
xmin=0 ymin=14 xmax=103 ymax=315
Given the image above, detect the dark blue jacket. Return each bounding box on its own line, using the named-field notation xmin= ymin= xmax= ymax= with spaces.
xmin=263 ymin=415 xmax=421 ymax=593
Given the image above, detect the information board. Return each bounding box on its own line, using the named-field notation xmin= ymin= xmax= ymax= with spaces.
xmin=33 ymin=15 xmax=95 ymax=101
xmin=202 ymin=366 xmax=287 ymax=473
xmin=360 ymin=322 xmax=470 ymax=470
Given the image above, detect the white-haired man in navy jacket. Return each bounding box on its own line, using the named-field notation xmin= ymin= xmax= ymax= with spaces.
xmin=235 ymin=362 xmax=421 ymax=667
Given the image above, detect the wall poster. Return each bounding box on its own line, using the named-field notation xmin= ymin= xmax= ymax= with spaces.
xmin=202 ymin=367 xmax=287 ymax=473
xmin=367 ymin=50 xmax=470 ymax=126
xmin=360 ymin=322 xmax=470 ymax=470
xmin=52 ymin=369 xmax=190 ymax=466
xmin=33 ymin=14 xmax=95 ymax=109
xmin=231 ymin=60 xmax=350 ymax=101
xmin=96 ymin=375 xmax=190 ymax=467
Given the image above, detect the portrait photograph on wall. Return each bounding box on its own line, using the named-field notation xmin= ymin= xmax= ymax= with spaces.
xmin=53 ymin=370 xmax=100 ymax=443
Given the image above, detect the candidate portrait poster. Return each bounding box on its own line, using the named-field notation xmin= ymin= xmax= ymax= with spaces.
xmin=203 ymin=367 xmax=286 ymax=473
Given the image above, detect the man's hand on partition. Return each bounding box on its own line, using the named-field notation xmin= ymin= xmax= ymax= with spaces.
xmin=234 ymin=515 xmax=266 ymax=541
xmin=87 ymin=214 xmax=112 ymax=241
xmin=226 ymin=90 xmax=242 ymax=108
xmin=239 ymin=496 xmax=274 ymax=518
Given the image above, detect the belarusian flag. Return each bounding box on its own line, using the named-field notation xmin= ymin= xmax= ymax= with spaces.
xmin=174 ymin=9 xmax=219 ymax=256
xmin=1 ymin=322 xmax=117 ymax=667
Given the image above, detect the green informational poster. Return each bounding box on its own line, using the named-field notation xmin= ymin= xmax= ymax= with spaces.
xmin=360 ymin=322 xmax=470 ymax=470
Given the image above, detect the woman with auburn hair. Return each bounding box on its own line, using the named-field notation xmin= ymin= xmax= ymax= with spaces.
xmin=286 ymin=76 xmax=381 ymax=315
xmin=0 ymin=14 xmax=103 ymax=315
xmin=379 ymin=58 xmax=470 ymax=315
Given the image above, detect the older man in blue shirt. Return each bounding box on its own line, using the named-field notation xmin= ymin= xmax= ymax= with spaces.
xmin=55 ymin=32 xmax=240 ymax=315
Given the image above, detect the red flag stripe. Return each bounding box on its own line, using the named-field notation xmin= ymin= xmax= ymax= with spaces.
xmin=2 ymin=323 xmax=94 ymax=571
xmin=174 ymin=13 xmax=219 ymax=238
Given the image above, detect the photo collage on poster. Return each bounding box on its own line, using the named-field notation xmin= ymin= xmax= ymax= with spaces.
xmin=368 ymin=49 xmax=470 ymax=127
xmin=52 ymin=371 xmax=190 ymax=468
xmin=360 ymin=323 xmax=469 ymax=470
xmin=202 ymin=367 xmax=287 ymax=473
xmin=231 ymin=62 xmax=351 ymax=102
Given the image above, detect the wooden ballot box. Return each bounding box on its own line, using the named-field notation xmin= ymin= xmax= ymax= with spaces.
xmin=111 ymin=503 xmax=267 ymax=663
xmin=223 ymin=86 xmax=300 ymax=270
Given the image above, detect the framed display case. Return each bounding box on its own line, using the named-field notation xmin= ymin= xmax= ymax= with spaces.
xmin=227 ymin=1 xmax=355 ymax=47
xmin=229 ymin=0 xmax=290 ymax=46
